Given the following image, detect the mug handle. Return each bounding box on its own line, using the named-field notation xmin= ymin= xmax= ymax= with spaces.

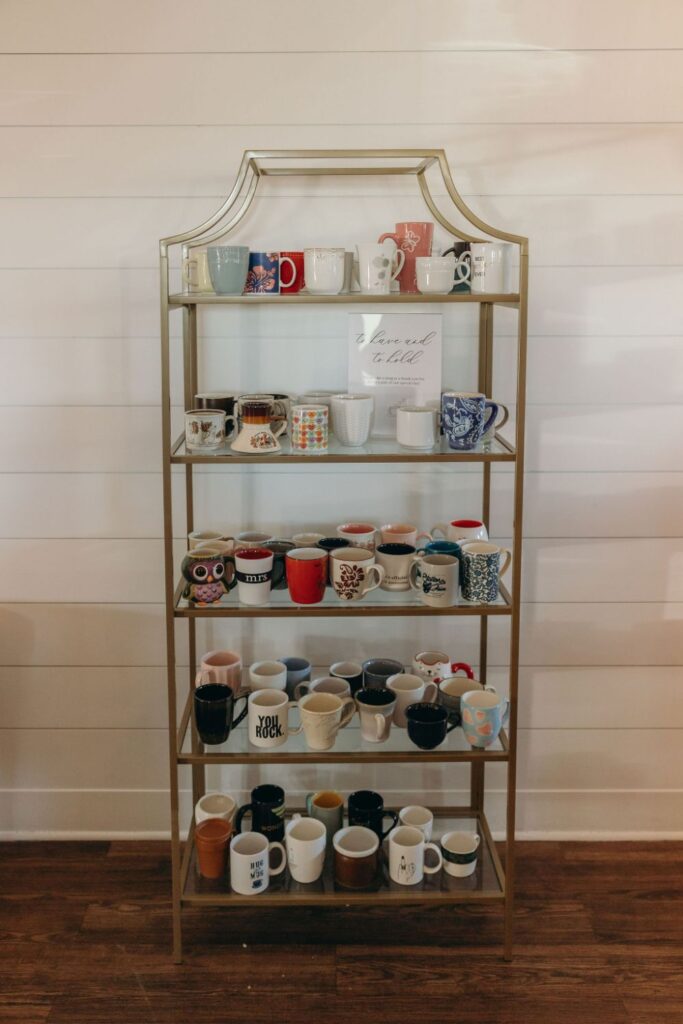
xmin=378 ymin=231 xmax=401 ymax=248
xmin=305 ymin=793 xmax=314 ymax=814
xmin=501 ymin=699 xmax=511 ymax=725
xmin=482 ymin=401 xmax=501 ymax=435
xmin=270 ymin=556 xmax=286 ymax=590
xmin=498 ymin=548 xmax=513 ymax=579
xmin=450 ymin=661 xmax=475 ymax=679
xmin=445 ymin=718 xmax=459 ymax=735
xmin=454 ymin=254 xmax=471 ymax=283
xmin=182 ymin=256 xmax=197 ymax=287
xmin=222 ymin=556 xmax=238 ymax=592
xmin=422 ymin=681 xmax=438 ymax=702
xmin=288 ymin=702 xmax=303 ymax=736
xmin=224 ymin=413 xmax=236 ymax=439
xmin=279 ymin=255 xmax=297 ymax=289
xmin=423 ymin=842 xmax=444 ymax=874
xmin=493 ymin=402 xmax=509 ymax=432
xmin=234 ymin=803 xmax=252 ymax=833
xmin=268 ymin=841 xmax=287 ymax=876
xmin=408 ymin=559 xmax=423 ymax=592
xmin=338 ymin=697 xmax=356 ymax=730
xmin=230 ymin=693 xmax=249 ymax=728
xmin=415 ymin=531 xmax=432 ymax=546
xmin=293 ymin=682 xmax=310 ymax=701
xmin=375 ymin=712 xmax=391 ymax=741
xmin=484 ymin=684 xmax=497 ymax=693
xmin=390 ymin=248 xmax=406 ymax=281
xmin=380 ymin=810 xmax=399 ymax=840
xmin=361 ymin=564 xmax=385 ymax=595
xmin=273 ymin=417 xmax=288 ymax=439
xmin=431 ymin=523 xmax=448 ymax=539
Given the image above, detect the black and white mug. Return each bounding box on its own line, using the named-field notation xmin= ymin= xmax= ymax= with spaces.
xmin=247 ymin=689 xmax=300 ymax=749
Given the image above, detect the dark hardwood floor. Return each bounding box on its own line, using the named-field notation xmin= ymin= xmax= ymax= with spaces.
xmin=1 ymin=840 xmax=682 ymax=1023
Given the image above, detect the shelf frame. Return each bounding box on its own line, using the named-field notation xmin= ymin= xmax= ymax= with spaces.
xmin=159 ymin=148 xmax=528 ymax=963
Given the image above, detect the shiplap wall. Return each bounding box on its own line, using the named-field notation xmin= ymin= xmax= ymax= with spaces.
xmin=2 ymin=0 xmax=682 ymax=838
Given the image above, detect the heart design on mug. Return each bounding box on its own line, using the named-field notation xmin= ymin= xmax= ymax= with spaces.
xmin=477 ymin=722 xmax=493 ymax=736
xmin=475 ymin=710 xmax=487 ymax=721
xmin=462 ymin=709 xmax=473 ymax=725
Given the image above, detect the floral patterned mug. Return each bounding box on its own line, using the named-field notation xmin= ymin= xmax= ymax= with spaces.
xmin=330 ymin=547 xmax=385 ymax=601
xmin=244 ymin=251 xmax=298 ymax=295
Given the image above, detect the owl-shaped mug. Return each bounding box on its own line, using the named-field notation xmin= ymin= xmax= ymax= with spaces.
xmin=181 ymin=550 xmax=233 ymax=606
xmin=460 ymin=690 xmax=510 ymax=749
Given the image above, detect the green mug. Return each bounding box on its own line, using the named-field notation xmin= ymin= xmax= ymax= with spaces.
xmin=306 ymin=790 xmax=344 ymax=842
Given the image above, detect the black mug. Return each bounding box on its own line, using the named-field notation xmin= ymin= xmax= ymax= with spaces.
xmin=348 ymin=789 xmax=398 ymax=840
xmin=405 ymin=701 xmax=457 ymax=750
xmin=235 ymin=783 xmax=286 ymax=842
xmin=193 ymin=683 xmax=247 ymax=745
xmin=316 ymin=537 xmax=351 ymax=586
xmin=362 ymin=658 xmax=404 ymax=689
xmin=265 ymin=540 xmax=295 ymax=590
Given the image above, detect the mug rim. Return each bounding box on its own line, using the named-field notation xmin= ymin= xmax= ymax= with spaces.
xmin=185 ymin=407 xmax=224 ymax=417
xmin=338 ymin=522 xmax=376 ymax=533
xmin=377 ymin=542 xmax=416 ymax=555
xmin=441 ymin=830 xmax=479 ymax=855
xmin=299 ymin=691 xmax=345 ymax=713
xmin=462 ymin=689 xmax=503 ymax=709
xmin=248 ymin=688 xmax=289 ymax=707
xmin=355 ymin=687 xmax=396 ymax=708
xmin=194 ymin=682 xmax=232 ymax=703
xmin=286 ymin=816 xmax=326 ymax=842
xmin=330 ymin=546 xmax=374 ymax=563
xmin=250 ymin=660 xmax=287 ymax=677
xmin=234 ymin=546 xmax=273 ymax=560
xmin=196 ymin=792 xmax=236 ymax=814
xmin=420 ymin=554 xmax=458 ymax=566
xmin=330 ymin=660 xmax=363 ymax=676
xmin=202 ymin=649 xmax=241 ymax=668
xmin=387 ymin=673 xmax=426 ymax=692
xmin=399 ymin=805 xmax=433 ymax=826
xmin=286 ymin=547 xmax=328 ymax=562
xmin=230 ymin=831 xmax=269 ymax=855
xmin=333 ymin=825 xmax=379 ymax=857
xmin=460 ymin=542 xmax=500 ymax=555
xmin=405 ymin=701 xmax=447 ymax=722
xmin=388 ymin=825 xmax=424 ymax=848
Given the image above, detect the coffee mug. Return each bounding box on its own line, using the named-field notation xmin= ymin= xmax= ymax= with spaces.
xmin=244 ymin=251 xmax=297 ymax=295
xmin=248 ymin=660 xmax=288 ymax=692
xmin=464 ymin=241 xmax=512 ymax=294
xmin=185 ymin=408 xmax=230 ymax=451
xmin=316 ymin=537 xmax=350 ymax=556
xmin=398 ymin=805 xmax=434 ymax=841
xmin=405 ymin=701 xmax=457 ymax=750
xmin=279 ymin=250 xmax=304 ymax=294
xmin=304 ymin=247 xmax=345 ymax=295
xmin=460 ymin=542 xmax=512 ymax=603
xmin=409 ymin=553 xmax=459 ymax=607
xmin=193 ymin=683 xmax=248 ymax=745
xmin=441 ymin=392 xmax=503 ymax=451
xmin=386 ymin=672 xmax=437 ymax=728
xmin=333 ymin=826 xmax=379 ymax=889
xmin=380 ymin=523 xmax=431 ymax=548
xmin=196 ymin=649 xmax=242 ymax=693
xmin=207 ymin=245 xmax=249 ymax=295
xmin=188 ymin=529 xmax=226 ymax=550
xmin=481 ymin=402 xmax=510 ymax=445
xmin=237 ymin=394 xmax=288 ymax=424
xmin=336 ymin=522 xmax=377 ymax=552
xmin=231 ymin=397 xmax=287 ymax=454
xmin=195 ymin=818 xmax=232 ymax=879
xmin=291 ymin=404 xmax=329 ymax=453
xmin=415 ymin=255 xmax=469 ymax=295
xmin=441 ymin=830 xmax=481 ymax=877
xmin=230 ymin=547 xmax=279 ymax=606
xmin=235 ymin=531 xmax=277 ymax=549
xmin=430 ymin=519 xmax=488 ymax=543
xmin=264 ymin=539 xmax=295 ymax=590
xmin=354 ymin=687 xmax=397 ymax=743
xmin=294 ymin=676 xmax=351 ymax=701
xmin=362 ymin=658 xmax=404 ymax=689
xmin=330 ymin=547 xmax=384 ymax=601
xmin=285 ymin=816 xmax=327 ymax=884
xmin=439 ymin=674 xmax=496 ymax=726
xmin=248 ymin=689 xmax=299 ymax=749
xmin=377 ymin=221 xmax=434 ymax=293
xmin=348 ymin=789 xmax=398 ymax=840
xmin=412 ymin=652 xmax=474 ymax=685
xmin=396 ymin=405 xmax=438 ymax=449
xmin=442 ymin=241 xmax=471 ymax=293
xmin=375 ymin=543 xmax=419 ymax=592
xmin=230 ymin=831 xmax=287 ymax=894
xmin=306 ymin=790 xmax=344 ymax=842
xmin=182 ymin=248 xmax=213 ymax=293
xmin=181 ymin=550 xmax=232 ymax=606
xmin=329 ymin=660 xmax=364 ymax=694
xmin=461 ymin=690 xmax=510 ymax=748
xmin=278 ymin=656 xmax=311 ymax=696
xmin=195 ymin=792 xmax=237 ymax=826
xmin=286 ymin=547 xmax=328 ymax=605
xmin=388 ymin=825 xmax=443 ymax=886
xmin=235 ymin=783 xmax=286 ymax=842
xmin=297 ymin=691 xmax=356 ymax=751
xmin=356 ymin=241 xmax=405 ymax=295
xmin=330 ymin=394 xmax=374 ymax=447
xmin=194 ymin=394 xmax=237 ymax=436
xmin=292 ymin=532 xmax=325 ymax=548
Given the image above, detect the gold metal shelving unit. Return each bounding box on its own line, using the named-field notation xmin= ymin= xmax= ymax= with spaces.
xmin=159 ymin=149 xmax=528 ymax=962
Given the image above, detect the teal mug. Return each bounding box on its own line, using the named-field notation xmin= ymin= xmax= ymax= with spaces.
xmin=306 ymin=790 xmax=344 ymax=842
xmin=460 ymin=690 xmax=510 ymax=749
xmin=207 ymin=245 xmax=249 ymax=295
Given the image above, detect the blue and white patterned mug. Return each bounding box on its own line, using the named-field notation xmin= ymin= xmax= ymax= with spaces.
xmin=460 ymin=542 xmax=511 ymax=604
xmin=460 ymin=690 xmax=510 ymax=749
xmin=441 ymin=391 xmax=502 ymax=450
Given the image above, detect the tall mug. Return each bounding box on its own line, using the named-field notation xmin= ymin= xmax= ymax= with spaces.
xmin=377 ymin=221 xmax=434 ymax=293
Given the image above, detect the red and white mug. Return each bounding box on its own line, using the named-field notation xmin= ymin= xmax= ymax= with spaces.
xmin=286 ymin=547 xmax=328 ymax=605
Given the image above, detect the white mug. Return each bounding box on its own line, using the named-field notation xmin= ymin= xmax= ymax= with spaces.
xmin=441 ymin=830 xmax=481 ymax=877
xmin=297 ymin=691 xmax=356 ymax=751
xmin=396 ymin=406 xmax=437 ymax=450
xmin=194 ymin=792 xmax=236 ymax=825
xmin=354 ymin=689 xmax=397 ymax=743
xmin=465 ymin=242 xmax=512 ymax=295
xmin=412 ymin=651 xmax=473 ymax=684
xmin=336 ymin=522 xmax=377 ymax=552
xmin=196 ymin=649 xmax=242 ymax=693
xmin=189 ymin=529 xmax=225 ymax=550
xmin=248 ymin=660 xmax=288 ymax=692
xmin=430 ymin=519 xmax=489 ymax=543
xmin=415 ymin=255 xmax=469 ymax=295
xmin=409 ymin=553 xmax=459 ymax=608
xmin=233 ymin=548 xmax=275 ymax=606
xmin=292 ymin=532 xmax=325 ymax=548
xmin=356 ymin=241 xmax=405 ymax=295
xmin=234 ymin=531 xmax=276 ymax=548
xmin=293 ymin=676 xmax=351 ymax=701
xmin=304 ymin=247 xmax=345 ymax=295
xmin=229 ymin=831 xmax=287 ymax=895
xmin=330 ymin=394 xmax=374 ymax=447
xmin=398 ymin=805 xmax=434 ymax=841
xmin=330 ymin=547 xmax=384 ymax=601
xmin=388 ymin=825 xmax=443 ymax=886
xmin=375 ymin=543 xmax=420 ymax=592
xmin=182 ymin=248 xmax=213 ymax=293
xmin=248 ymin=689 xmax=299 ymax=749
xmin=285 ymin=815 xmax=327 ymax=884
xmin=386 ymin=672 xmax=437 ymax=728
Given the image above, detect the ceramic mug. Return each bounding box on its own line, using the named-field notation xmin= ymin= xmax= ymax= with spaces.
xmin=396 ymin=405 xmax=438 ymax=449
xmin=306 ymin=790 xmax=344 ymax=842
xmin=194 ymin=792 xmax=237 ymax=826
xmin=375 ymin=543 xmax=419 ymax=592
xmin=464 ymin=241 xmax=513 ymax=294
xmin=207 ymin=245 xmax=249 ymax=295
xmin=460 ymin=542 xmax=512 ymax=604
xmin=362 ymin=657 xmax=404 ymax=689
xmin=230 ymin=547 xmax=279 ymax=606
xmin=348 ymin=789 xmax=398 ymax=840
xmin=442 ymin=242 xmax=471 ymax=293
xmin=195 ymin=818 xmax=232 ymax=879
xmin=185 ymin=408 xmax=231 ymax=451
xmin=430 ymin=519 xmax=488 ymax=543
xmin=244 ymin=251 xmax=297 ymax=295
xmin=229 ymin=831 xmax=287 ymax=895
xmin=386 ymin=672 xmax=437 ymax=728
xmin=405 ymin=701 xmax=458 ymax=750
xmin=292 ymin=532 xmax=326 ymax=548
xmin=188 ymin=529 xmax=226 ymax=550
xmin=377 ymin=221 xmax=434 ymax=293
xmin=304 ymin=247 xmax=345 ymax=295
xmin=439 ymin=674 xmax=496 ymax=726
xmin=297 ymin=691 xmax=356 ymax=751
xmin=235 ymin=783 xmax=286 ymax=842
xmin=193 ymin=683 xmax=248 ymax=745
xmin=231 ymin=398 xmax=287 ymax=454
xmin=398 ymin=805 xmax=434 ymax=841
xmin=388 ymin=825 xmax=443 ymax=886
xmin=279 ymin=250 xmax=304 ymax=294
xmin=460 ymin=690 xmax=510 ymax=748
xmin=330 ymin=547 xmax=384 ymax=601
xmin=235 ymin=531 xmax=277 ymax=549
xmin=291 ymin=404 xmax=329 ymax=453
xmin=412 ymin=652 xmax=474 ymax=685
xmin=441 ymin=392 xmax=504 ymax=451
xmin=294 ymin=676 xmax=351 ymax=701
xmin=354 ymin=687 xmax=397 ymax=743
xmin=245 ymin=692 xmax=299 ymax=749
xmin=278 ymin=656 xmax=312 ymax=696
xmin=380 ymin=523 xmax=431 ymax=548
xmin=336 ymin=522 xmax=377 ymax=553
xmin=264 ymin=540 xmax=295 ymax=591
xmin=409 ymin=553 xmax=459 ymax=608
xmin=330 ymin=394 xmax=374 ymax=447
xmin=415 ymin=255 xmax=469 ymax=295
xmin=333 ymin=826 xmax=380 ymax=889
xmin=441 ymin=830 xmax=481 ymax=877
xmin=197 ymin=649 xmax=243 ymax=693
xmin=182 ymin=248 xmax=213 ymax=293
xmin=285 ymin=816 xmax=327 ymax=884
xmin=329 ymin=660 xmax=364 ymax=694
xmin=286 ymin=547 xmax=328 ymax=605
xmin=356 ymin=241 xmax=405 ymax=295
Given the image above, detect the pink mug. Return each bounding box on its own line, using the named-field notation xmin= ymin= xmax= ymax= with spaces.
xmin=377 ymin=221 xmax=434 ymax=293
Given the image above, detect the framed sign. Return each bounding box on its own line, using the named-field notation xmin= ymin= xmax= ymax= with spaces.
xmin=347 ymin=313 xmax=442 ymax=436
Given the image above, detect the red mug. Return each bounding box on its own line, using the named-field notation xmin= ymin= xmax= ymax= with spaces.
xmin=286 ymin=547 xmax=328 ymax=604
xmin=280 ymin=250 xmax=304 ymax=294
xmin=377 ymin=221 xmax=434 ymax=293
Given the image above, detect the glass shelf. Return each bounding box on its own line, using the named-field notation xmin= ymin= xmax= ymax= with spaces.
xmin=181 ymin=810 xmax=504 ymax=907
xmin=171 ymin=433 xmax=515 ymax=465
xmin=169 ymin=291 xmax=520 ymax=307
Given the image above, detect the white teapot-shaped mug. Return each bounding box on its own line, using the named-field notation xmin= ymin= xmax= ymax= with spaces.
xmin=231 ymin=397 xmax=287 ymax=454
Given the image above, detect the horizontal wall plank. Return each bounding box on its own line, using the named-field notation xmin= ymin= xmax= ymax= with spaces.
xmin=3 ymin=125 xmax=683 ymax=198
xmin=2 ymin=52 xmax=683 ymax=125
xmin=6 ymin=0 xmax=683 ymax=52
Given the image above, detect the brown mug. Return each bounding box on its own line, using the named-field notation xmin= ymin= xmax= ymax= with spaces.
xmin=333 ymin=826 xmax=380 ymax=889
xmin=195 ymin=817 xmax=233 ymax=878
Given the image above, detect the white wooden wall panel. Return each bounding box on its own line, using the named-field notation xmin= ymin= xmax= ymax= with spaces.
xmin=1 ymin=1 xmax=681 ymax=837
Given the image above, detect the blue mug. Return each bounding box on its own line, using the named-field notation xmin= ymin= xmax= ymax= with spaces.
xmin=441 ymin=392 xmax=501 ymax=451
xmin=417 ymin=538 xmax=464 ymax=583
xmin=461 ymin=690 xmax=510 ymax=749
xmin=244 ymin=251 xmax=298 ymax=295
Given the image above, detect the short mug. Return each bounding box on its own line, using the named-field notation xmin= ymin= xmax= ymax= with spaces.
xmin=386 ymin=672 xmax=437 ymax=728
xmin=286 ymin=547 xmax=328 ymax=605
xmin=292 ymin=404 xmax=329 ymax=453
xmin=247 ymin=689 xmax=299 ymax=749
xmin=230 ymin=831 xmax=287 ymax=895
xmin=415 ymin=255 xmax=469 ymax=295
xmin=185 ymin=408 xmax=231 ymax=451
xmin=304 ymin=247 xmax=345 ymax=295
xmin=333 ymin=826 xmax=380 ymax=889
xmin=297 ymin=691 xmax=356 ymax=751
xmin=207 ymin=245 xmax=249 ymax=295
xmin=330 ymin=547 xmax=384 ymax=601
xmin=356 ymin=241 xmax=405 ymax=295
xmin=396 ymin=405 xmax=438 ymax=449
xmin=441 ymin=830 xmax=481 ymax=877
xmin=405 ymin=701 xmax=458 ymax=750
xmin=412 ymin=652 xmax=473 ymax=685
xmin=441 ymin=392 xmax=504 ymax=451
xmin=409 ymin=553 xmax=459 ymax=607
xmin=375 ymin=542 xmax=419 ymax=592
xmin=430 ymin=519 xmax=488 ymax=543
xmin=388 ymin=825 xmax=443 ymax=886
xmin=330 ymin=394 xmax=374 ymax=447
xmin=354 ymin=687 xmax=397 ymax=743
xmin=347 ymin=790 xmax=398 ymax=841
xmin=244 ymin=251 xmax=298 ymax=295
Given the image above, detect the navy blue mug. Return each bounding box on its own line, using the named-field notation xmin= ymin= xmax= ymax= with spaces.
xmin=244 ymin=251 xmax=298 ymax=295
xmin=417 ymin=538 xmax=464 ymax=583
xmin=441 ymin=392 xmax=501 ymax=451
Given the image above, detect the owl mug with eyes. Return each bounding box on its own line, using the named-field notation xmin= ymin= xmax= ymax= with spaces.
xmin=181 ymin=550 xmax=235 ymax=606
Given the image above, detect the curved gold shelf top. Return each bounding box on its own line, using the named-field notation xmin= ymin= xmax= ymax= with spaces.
xmin=158 ymin=149 xmax=528 ymax=262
